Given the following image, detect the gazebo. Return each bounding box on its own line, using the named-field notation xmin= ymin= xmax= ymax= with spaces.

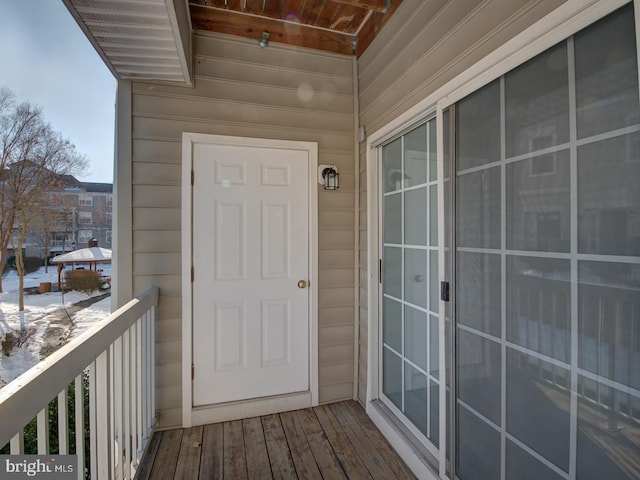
xmin=50 ymin=246 xmax=112 ymax=289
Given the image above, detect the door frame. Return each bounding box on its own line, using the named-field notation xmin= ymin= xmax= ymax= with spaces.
xmin=374 ymin=116 xmax=441 ymax=463
xmin=181 ymin=133 xmax=319 ymax=428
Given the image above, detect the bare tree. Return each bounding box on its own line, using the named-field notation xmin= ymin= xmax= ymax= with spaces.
xmin=0 ymin=88 xmax=41 ymax=293
xmin=0 ymin=87 xmax=88 ymax=308
xmin=26 ymin=189 xmax=75 ymax=272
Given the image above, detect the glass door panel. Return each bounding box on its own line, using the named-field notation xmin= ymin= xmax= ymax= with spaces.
xmin=381 ymin=120 xmax=440 ymax=452
xmin=453 ymin=5 xmax=640 ymax=480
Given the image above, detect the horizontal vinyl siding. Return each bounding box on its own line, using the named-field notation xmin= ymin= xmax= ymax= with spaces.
xmin=131 ymin=116 xmax=354 ymax=151
xmin=132 ymin=95 xmax=353 ymax=132
xmin=192 ymin=34 xmax=353 ymax=78
xmin=133 ymin=78 xmax=354 ymax=114
xmin=131 ymin=33 xmax=355 ymax=428
xmin=356 ymin=0 xmax=565 ymax=403
xmin=193 ymin=57 xmax=353 ymax=95
xmin=359 ymin=0 xmax=565 ymax=131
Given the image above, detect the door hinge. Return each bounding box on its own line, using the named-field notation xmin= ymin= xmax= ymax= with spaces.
xmin=191 ymin=364 xmax=195 ymax=380
xmin=379 ymin=258 xmax=382 ymax=284
xmin=191 ymin=170 xmax=194 ymax=185
xmin=191 ymin=266 xmax=194 ymax=282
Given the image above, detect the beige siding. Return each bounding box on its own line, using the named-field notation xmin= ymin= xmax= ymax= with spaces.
xmin=358 ymin=0 xmax=566 ymax=132
xmin=130 ymin=33 xmax=355 ymax=428
xmin=356 ymin=0 xmax=565 ymax=403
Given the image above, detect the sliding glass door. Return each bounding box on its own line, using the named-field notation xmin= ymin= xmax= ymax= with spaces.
xmin=380 ymin=119 xmax=440 ymax=454
xmin=377 ymin=5 xmax=639 ymax=479
xmin=451 ymin=4 xmax=640 ymax=479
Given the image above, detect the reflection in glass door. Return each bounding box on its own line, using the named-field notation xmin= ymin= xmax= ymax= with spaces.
xmin=451 ymin=5 xmax=640 ymax=480
xmin=380 ymin=120 xmax=440 ymax=454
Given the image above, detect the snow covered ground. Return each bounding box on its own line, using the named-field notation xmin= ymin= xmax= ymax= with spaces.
xmin=0 ymin=266 xmax=111 ymax=388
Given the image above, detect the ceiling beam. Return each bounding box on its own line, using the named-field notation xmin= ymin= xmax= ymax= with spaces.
xmin=330 ymin=0 xmax=389 ymax=13
xmin=356 ymin=0 xmax=402 ymax=56
xmin=190 ymin=5 xmax=355 ymax=55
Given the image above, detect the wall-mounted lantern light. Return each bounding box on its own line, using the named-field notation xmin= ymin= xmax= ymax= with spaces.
xmin=258 ymin=31 xmax=270 ymax=48
xmin=318 ymin=164 xmax=339 ymax=190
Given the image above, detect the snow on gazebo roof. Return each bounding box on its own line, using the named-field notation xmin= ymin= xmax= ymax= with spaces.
xmin=51 ymin=247 xmax=112 ymax=264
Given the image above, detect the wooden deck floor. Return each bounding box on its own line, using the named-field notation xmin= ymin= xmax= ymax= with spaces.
xmin=136 ymin=401 xmax=416 ymax=480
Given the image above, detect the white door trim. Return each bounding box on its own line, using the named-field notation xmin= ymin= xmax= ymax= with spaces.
xmin=181 ymin=133 xmax=318 ymax=428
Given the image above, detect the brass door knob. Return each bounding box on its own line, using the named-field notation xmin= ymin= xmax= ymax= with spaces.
xmin=297 ymin=280 xmax=307 ymax=289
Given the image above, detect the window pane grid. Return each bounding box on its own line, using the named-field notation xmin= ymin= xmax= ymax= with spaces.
xmin=454 ymin=6 xmax=640 ymax=480
xmin=457 ymin=123 xmax=640 ymax=178
xmin=381 ymin=119 xmax=439 ymax=450
xmin=383 ymin=293 xmax=438 ymax=316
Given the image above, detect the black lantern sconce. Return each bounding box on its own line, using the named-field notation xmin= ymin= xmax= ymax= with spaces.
xmin=319 ymin=164 xmax=339 ymax=190
xmin=258 ymin=31 xmax=269 ymax=48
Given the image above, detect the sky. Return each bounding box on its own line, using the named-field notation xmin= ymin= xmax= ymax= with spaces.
xmin=0 ymin=1 xmax=116 ymax=183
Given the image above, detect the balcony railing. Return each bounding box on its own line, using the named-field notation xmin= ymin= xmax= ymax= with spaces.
xmin=0 ymin=286 xmax=159 ymax=479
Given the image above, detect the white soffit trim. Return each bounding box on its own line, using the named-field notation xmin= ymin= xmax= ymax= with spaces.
xmin=63 ymin=0 xmax=191 ymax=85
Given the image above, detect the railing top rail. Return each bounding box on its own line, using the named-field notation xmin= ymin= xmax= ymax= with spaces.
xmin=0 ymin=286 xmax=159 ymax=446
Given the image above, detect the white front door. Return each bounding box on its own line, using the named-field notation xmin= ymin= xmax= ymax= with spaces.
xmin=191 ymin=139 xmax=311 ymax=407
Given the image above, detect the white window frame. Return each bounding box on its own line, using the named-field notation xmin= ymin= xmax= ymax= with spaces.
xmin=51 ymin=233 xmax=66 ymax=247
xmin=78 ymin=211 xmax=93 ymax=225
xmin=376 ymin=120 xmax=441 ymax=463
xmin=77 ymin=230 xmax=93 ymax=244
xmin=365 ymin=1 xmax=638 ymax=479
xmin=78 ymin=193 xmax=92 ymax=206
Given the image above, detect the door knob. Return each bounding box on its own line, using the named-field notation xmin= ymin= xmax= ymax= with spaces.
xmin=297 ymin=280 xmax=307 ymax=289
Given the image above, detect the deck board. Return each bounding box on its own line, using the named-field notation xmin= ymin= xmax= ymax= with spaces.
xmin=329 ymin=402 xmax=397 ymax=480
xmin=148 ymin=429 xmax=182 ymax=480
xmin=223 ymin=420 xmax=248 ymax=479
xmin=294 ymin=407 xmax=347 ymax=479
xmin=280 ymin=411 xmax=323 ymax=480
xmin=345 ymin=402 xmax=416 ymax=480
xmin=199 ymin=423 xmax=223 ymax=480
xmin=137 ymin=401 xmax=416 ymax=480
xmin=174 ymin=426 xmax=203 ymax=480
xmin=242 ymin=417 xmax=271 ymax=479
xmin=262 ymin=414 xmax=298 ymax=479
xmin=135 ymin=425 xmax=162 ymax=480
xmin=313 ymin=405 xmax=373 ymax=480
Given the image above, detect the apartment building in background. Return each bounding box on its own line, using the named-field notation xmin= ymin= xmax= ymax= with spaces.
xmin=15 ymin=175 xmax=113 ymax=259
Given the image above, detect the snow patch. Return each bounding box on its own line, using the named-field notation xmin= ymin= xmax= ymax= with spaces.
xmin=0 ymin=266 xmax=111 ymax=387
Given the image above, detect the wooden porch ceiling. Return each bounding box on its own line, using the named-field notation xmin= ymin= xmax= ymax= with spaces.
xmin=189 ymin=0 xmax=404 ymax=56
